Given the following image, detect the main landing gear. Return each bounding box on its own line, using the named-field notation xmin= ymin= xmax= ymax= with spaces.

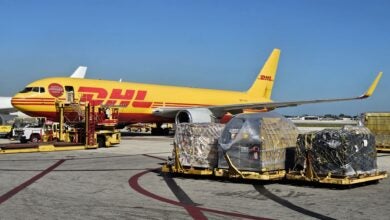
xmin=151 ymin=123 xmax=170 ymax=136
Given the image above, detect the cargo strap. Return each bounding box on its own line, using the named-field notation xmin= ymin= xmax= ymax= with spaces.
xmin=223 ymin=153 xmax=244 ymax=178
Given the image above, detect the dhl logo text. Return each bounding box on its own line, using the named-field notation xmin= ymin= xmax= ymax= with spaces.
xmin=78 ymin=87 xmax=152 ymax=108
xmin=259 ymin=75 xmax=273 ymax=81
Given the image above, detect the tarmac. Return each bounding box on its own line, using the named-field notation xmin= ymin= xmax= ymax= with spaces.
xmin=1 ymin=135 xmax=390 ymax=220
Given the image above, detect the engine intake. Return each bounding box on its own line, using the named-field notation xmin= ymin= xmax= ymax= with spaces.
xmin=175 ymin=108 xmax=215 ymax=124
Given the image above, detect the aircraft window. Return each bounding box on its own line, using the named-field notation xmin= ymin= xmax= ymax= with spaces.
xmin=40 ymin=87 xmax=45 ymax=93
xmin=32 ymin=87 xmax=40 ymax=92
xmin=20 ymin=87 xmax=33 ymax=93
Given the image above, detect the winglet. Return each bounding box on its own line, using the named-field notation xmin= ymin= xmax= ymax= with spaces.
xmin=359 ymin=72 xmax=383 ymax=98
xmin=70 ymin=66 xmax=87 ymax=78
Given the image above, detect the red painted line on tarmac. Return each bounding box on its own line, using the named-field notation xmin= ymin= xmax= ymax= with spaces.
xmin=128 ymin=169 xmax=272 ymax=220
xmin=0 ymin=159 xmax=66 ymax=205
xmin=162 ymin=172 xmax=208 ymax=219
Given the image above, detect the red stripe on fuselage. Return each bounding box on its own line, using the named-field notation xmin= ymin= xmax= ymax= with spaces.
xmin=11 ymin=100 xmax=54 ymax=103
xmin=22 ymin=111 xmax=173 ymax=124
xmin=12 ymin=103 xmax=55 ymax=106
xmin=12 ymin=97 xmax=55 ymax=100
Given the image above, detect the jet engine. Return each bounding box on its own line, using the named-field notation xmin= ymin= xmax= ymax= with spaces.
xmin=175 ymin=108 xmax=215 ymax=124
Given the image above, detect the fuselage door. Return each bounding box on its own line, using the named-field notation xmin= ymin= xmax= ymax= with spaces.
xmin=65 ymin=86 xmax=74 ymax=103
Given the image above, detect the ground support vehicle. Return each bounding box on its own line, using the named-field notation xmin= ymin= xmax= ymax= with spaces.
xmin=56 ymin=101 xmax=121 ymax=148
xmin=13 ymin=118 xmax=60 ymax=143
xmin=0 ymin=101 xmax=121 ymax=154
xmin=0 ymin=125 xmax=12 ymax=138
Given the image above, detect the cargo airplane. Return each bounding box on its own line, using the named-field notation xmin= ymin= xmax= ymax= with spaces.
xmin=1 ymin=66 xmax=88 ymax=117
xmin=0 ymin=66 xmax=88 ymax=118
xmin=11 ymin=49 xmax=382 ymax=133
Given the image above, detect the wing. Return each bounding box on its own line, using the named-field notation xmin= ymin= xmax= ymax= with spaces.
xmin=153 ymin=72 xmax=382 ymax=118
xmin=0 ymin=97 xmax=16 ymax=114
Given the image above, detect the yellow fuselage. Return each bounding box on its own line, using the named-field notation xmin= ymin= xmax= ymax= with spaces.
xmin=12 ymin=77 xmax=270 ymax=124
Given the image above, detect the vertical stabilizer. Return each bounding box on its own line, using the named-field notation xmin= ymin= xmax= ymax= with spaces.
xmin=70 ymin=66 xmax=87 ymax=78
xmin=246 ymin=49 xmax=280 ymax=99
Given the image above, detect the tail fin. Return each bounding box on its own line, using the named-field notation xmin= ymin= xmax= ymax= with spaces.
xmin=70 ymin=66 xmax=87 ymax=78
xmin=246 ymin=49 xmax=280 ymax=99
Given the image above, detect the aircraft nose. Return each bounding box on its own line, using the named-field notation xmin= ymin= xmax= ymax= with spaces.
xmin=11 ymin=96 xmax=20 ymax=108
xmin=11 ymin=94 xmax=27 ymax=111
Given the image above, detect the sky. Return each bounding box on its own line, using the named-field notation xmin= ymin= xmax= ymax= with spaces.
xmin=0 ymin=0 xmax=389 ymax=116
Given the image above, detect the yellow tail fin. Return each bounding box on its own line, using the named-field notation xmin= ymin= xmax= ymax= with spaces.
xmin=246 ymin=49 xmax=280 ymax=99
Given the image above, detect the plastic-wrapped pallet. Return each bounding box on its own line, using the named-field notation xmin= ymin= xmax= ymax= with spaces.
xmin=174 ymin=123 xmax=225 ymax=168
xmin=218 ymin=112 xmax=299 ymax=172
xmin=295 ymin=126 xmax=377 ymax=177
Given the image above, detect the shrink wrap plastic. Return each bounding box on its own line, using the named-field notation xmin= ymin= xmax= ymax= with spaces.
xmin=295 ymin=126 xmax=377 ymax=176
xmin=174 ymin=123 xmax=225 ymax=168
xmin=218 ymin=112 xmax=299 ymax=172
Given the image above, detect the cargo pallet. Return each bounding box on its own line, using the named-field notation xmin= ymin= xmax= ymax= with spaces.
xmin=161 ymin=164 xmax=214 ymax=176
xmin=162 ymin=146 xmax=285 ymax=180
xmin=0 ymin=142 xmax=99 ymax=154
xmin=286 ymin=171 xmax=388 ymax=185
xmin=162 ymin=140 xmax=387 ymax=185
xmin=214 ymin=168 xmax=285 ymax=180
xmin=213 ymin=154 xmax=285 ymax=180
xmin=376 ymin=145 xmax=390 ymax=152
xmin=286 ymin=154 xmax=387 ymax=185
xmin=161 ymin=144 xmax=214 ymax=176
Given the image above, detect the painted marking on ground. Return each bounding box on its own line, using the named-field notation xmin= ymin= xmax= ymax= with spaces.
xmin=0 ymin=159 xmax=66 ymax=205
xmin=129 ymin=168 xmax=271 ymax=220
xmin=162 ymin=172 xmax=207 ymax=219
xmin=253 ymin=185 xmax=336 ymax=220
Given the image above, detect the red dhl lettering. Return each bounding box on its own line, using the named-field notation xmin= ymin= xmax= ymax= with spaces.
xmin=259 ymin=75 xmax=273 ymax=81
xmin=78 ymin=87 xmax=152 ymax=108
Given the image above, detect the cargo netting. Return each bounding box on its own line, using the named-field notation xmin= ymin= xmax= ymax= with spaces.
xmin=218 ymin=112 xmax=299 ymax=172
xmin=295 ymin=126 xmax=378 ymax=177
xmin=173 ymin=123 xmax=225 ymax=168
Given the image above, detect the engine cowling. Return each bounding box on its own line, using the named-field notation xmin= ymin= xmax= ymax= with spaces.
xmin=175 ymin=108 xmax=215 ymax=124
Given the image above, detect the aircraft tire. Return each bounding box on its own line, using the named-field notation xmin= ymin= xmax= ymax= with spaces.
xmin=97 ymin=136 xmax=106 ymax=148
xmin=30 ymin=134 xmax=40 ymax=143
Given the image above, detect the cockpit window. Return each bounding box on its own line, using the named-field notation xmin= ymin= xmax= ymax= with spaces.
xmin=20 ymin=87 xmax=33 ymax=93
xmin=19 ymin=87 xmax=45 ymax=93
